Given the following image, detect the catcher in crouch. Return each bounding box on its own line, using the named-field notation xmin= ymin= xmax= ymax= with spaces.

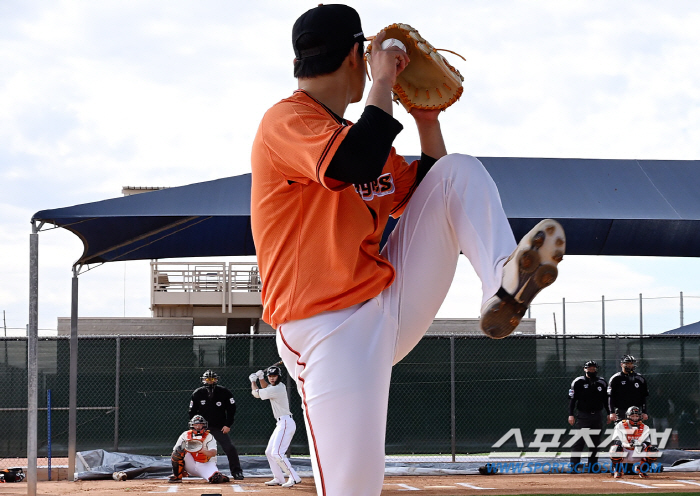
xmin=609 ymin=406 xmax=660 ymax=478
xmin=169 ymin=415 xmax=229 ymax=484
xmin=249 ymin=365 xmax=302 ymax=488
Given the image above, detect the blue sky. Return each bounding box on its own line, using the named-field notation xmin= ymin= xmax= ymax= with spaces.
xmin=1 ymin=1 xmax=699 ymax=335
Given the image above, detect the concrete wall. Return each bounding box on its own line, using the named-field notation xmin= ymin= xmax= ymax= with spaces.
xmin=57 ymin=317 xmax=193 ymax=335
xmin=427 ymin=318 xmax=536 ymax=335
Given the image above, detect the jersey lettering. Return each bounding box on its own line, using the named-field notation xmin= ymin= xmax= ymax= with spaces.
xmin=354 ymin=173 xmax=395 ymax=201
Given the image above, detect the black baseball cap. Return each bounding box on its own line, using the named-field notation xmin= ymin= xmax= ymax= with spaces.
xmin=292 ymin=4 xmax=367 ymax=60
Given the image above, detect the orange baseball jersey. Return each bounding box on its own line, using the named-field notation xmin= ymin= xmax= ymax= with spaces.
xmin=615 ymin=419 xmax=649 ymax=446
xmin=251 ymin=90 xmax=421 ymax=328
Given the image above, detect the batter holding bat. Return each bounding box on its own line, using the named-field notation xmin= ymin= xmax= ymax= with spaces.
xmin=250 ymin=4 xmax=566 ymax=495
xmin=249 ymin=364 xmax=302 ymax=488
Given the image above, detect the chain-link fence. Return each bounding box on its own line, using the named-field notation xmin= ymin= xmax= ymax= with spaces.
xmin=2 ymin=334 xmax=699 ymax=469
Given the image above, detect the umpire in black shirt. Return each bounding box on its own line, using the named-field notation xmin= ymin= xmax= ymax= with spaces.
xmin=568 ymin=360 xmax=610 ymax=473
xmin=608 ymin=354 xmax=649 ymax=422
xmin=189 ymin=369 xmax=244 ymax=480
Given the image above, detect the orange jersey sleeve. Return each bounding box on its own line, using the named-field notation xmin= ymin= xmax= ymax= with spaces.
xmin=255 ymin=91 xmax=351 ymax=190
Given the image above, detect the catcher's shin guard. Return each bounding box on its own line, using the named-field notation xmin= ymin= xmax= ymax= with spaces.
xmin=208 ymin=471 xmax=230 ymax=484
xmin=170 ymin=448 xmax=185 ymax=481
xmin=609 ymin=440 xmax=624 ymax=463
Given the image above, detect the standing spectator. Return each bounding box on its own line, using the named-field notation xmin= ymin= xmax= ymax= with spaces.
xmin=189 ymin=369 xmax=244 ymax=480
xmin=568 ymin=360 xmax=610 ymax=472
xmin=608 ymin=355 xmax=649 ymax=421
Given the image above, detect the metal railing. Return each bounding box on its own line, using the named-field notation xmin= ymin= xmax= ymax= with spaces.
xmin=150 ymin=261 xmax=262 ymax=313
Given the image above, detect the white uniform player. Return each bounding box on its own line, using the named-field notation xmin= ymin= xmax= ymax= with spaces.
xmin=609 ymin=406 xmax=659 ymax=478
xmin=169 ymin=415 xmax=229 ymax=484
xmin=250 ymin=366 xmax=302 ymax=488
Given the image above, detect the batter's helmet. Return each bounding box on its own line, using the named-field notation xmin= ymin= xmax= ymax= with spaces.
xmin=584 ymin=360 xmax=598 ymax=368
xmin=626 ymin=406 xmax=642 ymax=426
xmin=621 ymin=355 xmax=636 ymax=364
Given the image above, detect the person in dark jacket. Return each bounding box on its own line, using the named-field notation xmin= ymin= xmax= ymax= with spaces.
xmin=189 ymin=369 xmax=243 ymax=480
xmin=608 ymin=355 xmax=649 ymax=421
xmin=568 ymin=360 xmax=610 ymax=472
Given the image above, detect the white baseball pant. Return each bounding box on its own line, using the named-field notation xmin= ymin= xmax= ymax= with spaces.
xmin=266 ymin=415 xmax=300 ymax=482
xmin=277 ymin=154 xmax=516 ymax=496
xmin=183 ymin=453 xmax=218 ymax=481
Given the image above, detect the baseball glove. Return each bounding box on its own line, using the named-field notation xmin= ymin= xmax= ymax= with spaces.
xmin=184 ymin=439 xmax=203 ymax=452
xmin=366 ymin=24 xmax=464 ymax=111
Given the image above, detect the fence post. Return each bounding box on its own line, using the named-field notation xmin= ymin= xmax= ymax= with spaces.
xmin=450 ymin=335 xmax=456 ymax=462
xmin=47 ymin=389 xmax=52 ymax=481
xmin=114 ymin=337 xmax=121 ymax=452
xmin=639 ymin=293 xmax=643 ymax=336
xmin=681 ymin=291 xmax=684 ymax=327
xmin=27 ymin=223 xmax=39 ymax=496
xmin=562 ymin=298 xmax=566 ymax=335
xmin=601 ymin=295 xmax=605 ymax=335
xmin=68 ymin=267 xmax=79 ymax=481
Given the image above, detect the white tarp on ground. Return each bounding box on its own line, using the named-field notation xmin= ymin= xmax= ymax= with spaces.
xmin=74 ymin=449 xmax=700 ymax=480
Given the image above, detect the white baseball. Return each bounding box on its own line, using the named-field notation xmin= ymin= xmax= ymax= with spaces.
xmin=381 ymin=38 xmax=406 ymax=52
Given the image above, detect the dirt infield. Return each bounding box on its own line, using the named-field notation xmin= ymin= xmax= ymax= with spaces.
xmin=3 ymin=474 xmax=700 ymax=495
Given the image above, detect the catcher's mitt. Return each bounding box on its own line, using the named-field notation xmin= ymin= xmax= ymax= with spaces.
xmin=366 ymin=24 xmax=464 ymax=111
xmin=184 ymin=439 xmax=203 ymax=452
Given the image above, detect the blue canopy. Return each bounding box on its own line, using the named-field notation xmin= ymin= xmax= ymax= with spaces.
xmin=32 ymin=157 xmax=700 ymax=265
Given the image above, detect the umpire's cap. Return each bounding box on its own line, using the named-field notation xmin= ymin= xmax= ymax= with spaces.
xmin=584 ymin=360 xmax=598 ymax=368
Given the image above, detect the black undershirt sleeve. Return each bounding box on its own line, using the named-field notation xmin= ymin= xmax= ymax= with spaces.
xmin=325 ymin=105 xmax=403 ymax=184
xmin=417 ymin=152 xmax=437 ymax=185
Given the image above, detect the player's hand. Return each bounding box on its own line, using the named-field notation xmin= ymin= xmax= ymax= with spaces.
xmin=567 ymin=416 xmax=575 ymax=426
xmin=368 ymin=31 xmax=410 ymax=86
xmin=642 ymin=413 xmax=649 ymax=421
xmin=606 ymin=414 xmax=613 ymax=424
xmin=409 ymin=107 xmax=441 ymax=123
xmin=248 ymin=373 xmax=258 ymax=382
xmin=221 ymin=426 xmax=230 ymax=434
xmin=609 ymin=413 xmax=617 ymax=422
xmin=256 ymin=370 xmax=265 ymax=379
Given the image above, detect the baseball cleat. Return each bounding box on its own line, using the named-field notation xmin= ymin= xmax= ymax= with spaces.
xmin=635 ymin=466 xmax=649 ymax=478
xmin=613 ymin=471 xmax=622 ymax=479
xmin=265 ymin=479 xmax=283 ymax=486
xmin=168 ymin=475 xmax=182 ymax=483
xmin=232 ymin=471 xmax=244 ymax=480
xmin=281 ymin=477 xmax=301 ymax=488
xmin=480 ymin=219 xmax=565 ymax=339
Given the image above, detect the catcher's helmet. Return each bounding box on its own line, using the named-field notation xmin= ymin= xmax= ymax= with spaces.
xmin=626 ymin=406 xmax=642 ymax=426
xmin=189 ymin=415 xmax=208 ymax=433
xmin=201 ymin=369 xmax=219 ymax=387
xmin=584 ymin=360 xmax=598 ymax=368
